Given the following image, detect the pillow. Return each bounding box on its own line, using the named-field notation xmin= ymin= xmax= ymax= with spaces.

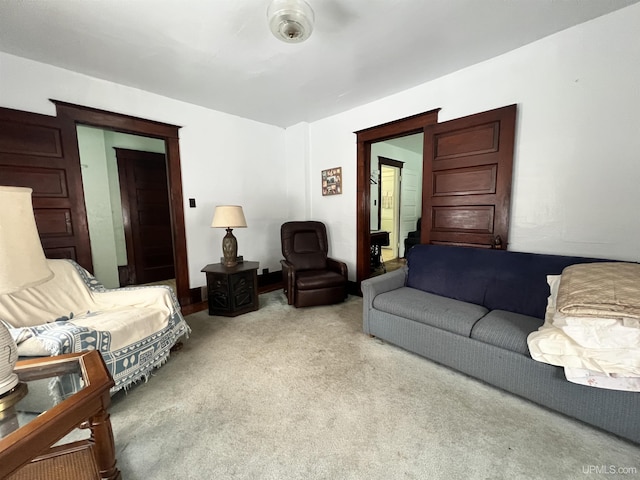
xmin=16 ymin=337 xmax=50 ymax=357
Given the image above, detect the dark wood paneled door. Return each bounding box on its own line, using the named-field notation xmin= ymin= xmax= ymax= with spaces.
xmin=422 ymin=104 xmax=517 ymax=249
xmin=0 ymin=107 xmax=93 ymax=269
xmin=115 ymin=148 xmax=175 ymax=285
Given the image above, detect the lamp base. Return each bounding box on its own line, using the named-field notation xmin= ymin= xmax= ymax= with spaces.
xmin=220 ymin=255 xmax=243 ymax=265
xmin=0 ymin=373 xmax=19 ymax=398
xmin=221 ymin=228 xmax=239 ymax=267
xmin=0 ymin=382 xmax=28 ymax=438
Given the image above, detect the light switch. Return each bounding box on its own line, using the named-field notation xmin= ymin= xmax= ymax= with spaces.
xmin=189 ymin=198 xmax=196 ymax=208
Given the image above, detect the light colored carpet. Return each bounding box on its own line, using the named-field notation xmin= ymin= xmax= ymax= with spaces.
xmin=106 ymin=291 xmax=639 ymax=479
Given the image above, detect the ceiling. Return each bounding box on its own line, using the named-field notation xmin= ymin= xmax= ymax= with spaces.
xmin=1 ymin=0 xmax=637 ymax=128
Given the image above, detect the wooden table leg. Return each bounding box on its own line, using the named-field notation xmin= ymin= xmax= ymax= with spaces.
xmin=90 ymin=408 xmax=121 ymax=480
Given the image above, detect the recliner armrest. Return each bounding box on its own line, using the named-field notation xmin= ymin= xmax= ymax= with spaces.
xmin=326 ymin=257 xmax=348 ymax=278
xmin=280 ymin=259 xmax=296 ymax=305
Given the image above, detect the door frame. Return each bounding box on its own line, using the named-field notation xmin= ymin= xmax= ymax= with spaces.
xmin=355 ymin=109 xmax=440 ymax=284
xmin=53 ymin=101 xmax=190 ymax=306
xmin=378 ymin=157 xmax=403 ymax=259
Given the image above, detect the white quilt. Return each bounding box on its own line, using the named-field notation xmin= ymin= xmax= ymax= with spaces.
xmin=527 ymin=268 xmax=640 ymax=392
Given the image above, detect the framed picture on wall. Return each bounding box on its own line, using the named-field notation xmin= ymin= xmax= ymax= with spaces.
xmin=322 ymin=167 xmax=342 ymax=196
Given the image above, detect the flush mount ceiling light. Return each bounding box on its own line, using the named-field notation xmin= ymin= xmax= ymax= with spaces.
xmin=267 ymin=0 xmax=315 ymax=43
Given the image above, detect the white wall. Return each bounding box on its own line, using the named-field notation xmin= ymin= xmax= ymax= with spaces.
xmin=306 ymin=3 xmax=640 ymax=277
xmin=284 ymin=122 xmax=311 ymax=221
xmin=3 ymin=3 xmax=639 ymax=289
xmin=0 ymin=52 xmax=294 ymax=288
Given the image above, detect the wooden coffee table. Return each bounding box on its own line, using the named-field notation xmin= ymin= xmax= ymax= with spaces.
xmin=0 ymin=350 xmax=120 ymax=479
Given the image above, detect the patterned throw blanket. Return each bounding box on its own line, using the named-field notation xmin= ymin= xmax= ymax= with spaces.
xmin=6 ymin=260 xmax=190 ymax=393
xmin=11 ymin=317 xmax=112 ymax=355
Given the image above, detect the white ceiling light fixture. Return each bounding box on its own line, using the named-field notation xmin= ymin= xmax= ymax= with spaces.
xmin=267 ymin=0 xmax=315 ymax=43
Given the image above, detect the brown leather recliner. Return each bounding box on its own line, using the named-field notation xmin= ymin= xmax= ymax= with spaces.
xmin=280 ymin=221 xmax=348 ymax=308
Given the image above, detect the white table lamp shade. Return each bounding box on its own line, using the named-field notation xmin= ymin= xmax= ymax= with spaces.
xmin=0 ymin=186 xmax=53 ymax=294
xmin=211 ymin=206 xmax=247 ymax=268
xmin=211 ymin=205 xmax=247 ymax=228
xmin=0 ymin=185 xmax=53 ymax=396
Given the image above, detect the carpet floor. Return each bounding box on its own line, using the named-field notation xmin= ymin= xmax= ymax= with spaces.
xmin=105 ymin=291 xmax=639 ymax=479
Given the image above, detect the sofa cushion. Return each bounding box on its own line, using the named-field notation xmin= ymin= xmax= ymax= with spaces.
xmin=372 ymin=287 xmax=488 ymax=336
xmin=470 ymin=309 xmax=543 ymax=355
xmin=406 ymin=244 xmax=607 ymax=319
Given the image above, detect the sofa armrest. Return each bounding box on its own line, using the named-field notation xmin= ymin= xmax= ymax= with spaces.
xmin=94 ymin=285 xmax=177 ymax=314
xmin=360 ymin=266 xmax=407 ymax=334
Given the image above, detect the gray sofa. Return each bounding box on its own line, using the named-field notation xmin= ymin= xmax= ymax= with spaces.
xmin=361 ymin=244 xmax=640 ymax=444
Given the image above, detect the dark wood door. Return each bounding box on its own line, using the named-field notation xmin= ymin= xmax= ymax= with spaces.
xmin=115 ymin=148 xmax=175 ymax=285
xmin=421 ymin=104 xmax=517 ymax=249
xmin=0 ymin=107 xmax=93 ymax=269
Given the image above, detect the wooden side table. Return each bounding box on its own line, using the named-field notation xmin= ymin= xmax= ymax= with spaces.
xmin=0 ymin=350 xmax=120 ymax=480
xmin=201 ymin=261 xmax=259 ymax=317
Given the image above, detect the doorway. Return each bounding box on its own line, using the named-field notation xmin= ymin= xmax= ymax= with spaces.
xmin=380 ymin=164 xmax=399 ymax=260
xmin=56 ymin=101 xmax=190 ymax=305
xmin=77 ymin=126 xmax=175 ymax=289
xmin=356 ymin=105 xmax=516 ymax=285
xmin=355 ymin=109 xmax=440 ymax=283
xmin=379 ymin=162 xmax=401 ymax=261
xmin=1 ymin=101 xmax=190 ymax=305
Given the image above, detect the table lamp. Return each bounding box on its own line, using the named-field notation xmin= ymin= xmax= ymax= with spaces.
xmin=211 ymin=205 xmax=247 ymax=268
xmin=0 ymin=186 xmax=53 ymax=397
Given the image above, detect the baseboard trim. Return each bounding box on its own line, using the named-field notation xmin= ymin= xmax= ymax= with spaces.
xmin=347 ymin=280 xmax=361 ymax=297
xmin=258 ymin=270 xmax=283 ymax=293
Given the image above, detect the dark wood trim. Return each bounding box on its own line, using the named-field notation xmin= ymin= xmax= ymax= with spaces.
xmin=355 ymin=109 xmax=440 ymax=286
xmin=347 ymin=280 xmax=361 ymax=297
xmin=257 ymin=269 xmax=283 ymax=291
xmin=378 ymin=156 xmax=404 ymax=169
xmin=0 ymin=106 xmax=95 ymax=270
xmin=355 ymin=109 xmax=442 ymax=143
xmin=376 ymin=156 xmax=405 ymax=230
xmin=181 ymin=300 xmax=207 ymax=316
xmin=51 ymin=101 xmax=180 ymax=138
xmin=51 ymin=101 xmax=191 ymax=306
xmin=374 ymin=156 xmax=382 ymax=230
xmin=113 ymin=148 xmax=136 ymax=284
